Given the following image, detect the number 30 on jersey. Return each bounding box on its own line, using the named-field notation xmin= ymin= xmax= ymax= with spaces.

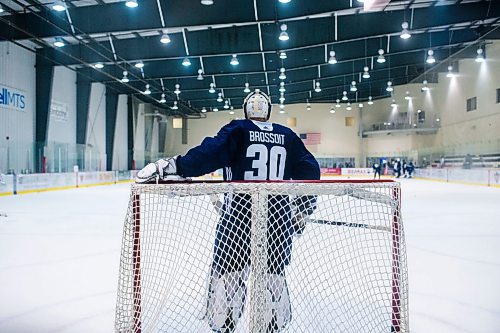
xmin=244 ymin=144 xmax=287 ymax=180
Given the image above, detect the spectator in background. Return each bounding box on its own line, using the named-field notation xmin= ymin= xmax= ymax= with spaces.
xmin=394 ymin=158 xmax=402 ymax=178
xmin=407 ymin=161 xmax=415 ymax=178
xmin=402 ymin=160 xmax=408 ymax=178
xmin=372 ymin=162 xmax=381 ymax=179
xmin=440 ymin=156 xmax=445 ymax=168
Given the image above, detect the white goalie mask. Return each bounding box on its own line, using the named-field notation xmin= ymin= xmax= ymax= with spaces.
xmin=243 ymin=89 xmax=272 ymax=121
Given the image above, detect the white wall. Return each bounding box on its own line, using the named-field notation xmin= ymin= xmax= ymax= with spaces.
xmin=87 ymin=82 xmax=106 ymax=170
xmin=47 ymin=66 xmax=76 ymax=144
xmin=0 ymin=42 xmax=35 ymax=172
xmin=113 ymin=95 xmax=128 ymax=170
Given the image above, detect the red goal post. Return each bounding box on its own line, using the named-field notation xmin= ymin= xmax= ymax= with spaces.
xmin=115 ymin=179 xmax=408 ymax=333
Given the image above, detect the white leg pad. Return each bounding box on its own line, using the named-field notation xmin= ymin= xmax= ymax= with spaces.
xmin=266 ymin=274 xmax=292 ymax=330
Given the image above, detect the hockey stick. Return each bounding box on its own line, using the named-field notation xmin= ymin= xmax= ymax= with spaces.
xmin=308 ymin=218 xmax=391 ymax=232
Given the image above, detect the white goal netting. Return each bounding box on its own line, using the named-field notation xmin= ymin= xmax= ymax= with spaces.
xmin=115 ymin=180 xmax=408 ymax=333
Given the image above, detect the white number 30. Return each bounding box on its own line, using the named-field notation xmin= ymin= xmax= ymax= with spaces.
xmin=244 ymin=144 xmax=287 ymax=180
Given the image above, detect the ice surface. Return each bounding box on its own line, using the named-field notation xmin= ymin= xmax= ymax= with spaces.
xmin=0 ymin=179 xmax=499 ymax=333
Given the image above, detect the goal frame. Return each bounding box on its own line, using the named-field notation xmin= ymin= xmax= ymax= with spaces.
xmin=124 ymin=179 xmax=404 ymax=333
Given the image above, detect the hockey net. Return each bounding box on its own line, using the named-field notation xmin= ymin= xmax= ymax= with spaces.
xmin=115 ymin=180 xmax=408 ymax=333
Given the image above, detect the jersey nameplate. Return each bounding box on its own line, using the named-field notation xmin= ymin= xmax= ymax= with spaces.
xmin=249 ymin=131 xmax=285 ymax=145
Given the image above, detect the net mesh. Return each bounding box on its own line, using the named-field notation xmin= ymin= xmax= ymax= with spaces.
xmin=115 ymin=181 xmax=408 ymax=333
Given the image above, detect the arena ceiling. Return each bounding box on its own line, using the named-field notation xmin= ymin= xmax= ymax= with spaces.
xmin=0 ymin=0 xmax=499 ymax=116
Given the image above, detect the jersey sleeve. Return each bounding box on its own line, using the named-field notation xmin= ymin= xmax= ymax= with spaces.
xmin=176 ymin=120 xmax=241 ymax=177
xmin=290 ymin=134 xmax=320 ymax=180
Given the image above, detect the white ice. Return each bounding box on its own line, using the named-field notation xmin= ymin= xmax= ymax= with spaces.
xmin=0 ymin=179 xmax=499 ymax=333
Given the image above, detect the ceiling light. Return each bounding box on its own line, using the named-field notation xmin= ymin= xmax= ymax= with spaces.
xmin=182 ymin=57 xmax=191 ymax=66
xmin=391 ymin=99 xmax=397 ymax=108
xmin=400 ymin=21 xmax=411 ymax=39
xmin=279 ymin=24 xmax=289 ymax=41
xmin=279 ymin=51 xmax=287 ymax=59
xmin=475 ymin=47 xmax=484 ymax=62
xmin=350 ymin=80 xmax=357 ymax=92
xmin=160 ymin=33 xmax=171 ymax=44
xmin=306 ymin=100 xmax=311 ymax=111
xmin=135 ymin=61 xmax=144 ymax=69
xmin=279 ymin=67 xmax=286 ymax=80
xmin=224 ymin=100 xmax=230 ymax=109
xmin=159 ymin=93 xmax=166 ymax=103
xmin=217 ymin=92 xmax=223 ymax=102
xmin=94 ymin=63 xmax=104 ymax=69
xmin=209 ymin=83 xmax=216 ymax=94
xmin=279 ymin=0 xmax=291 ymax=3
xmin=52 ymin=1 xmax=66 ymax=11
xmin=436 ymin=117 xmax=440 ymax=122
xmin=125 ymin=0 xmax=138 ymax=8
xmin=362 ymin=66 xmax=370 ymax=79
xmin=446 ymin=65 xmax=455 ymax=78
xmin=143 ymin=84 xmax=151 ymax=95
xmin=421 ymin=80 xmax=429 ymax=91
xmin=405 ymin=91 xmax=411 ymax=100
xmin=121 ymin=71 xmax=129 ymax=83
xmin=201 ymin=107 xmax=207 ymax=113
xmin=368 ymin=96 xmax=373 ymax=105
xmin=279 ymin=82 xmax=286 ymax=93
xmin=230 ymin=54 xmax=239 ymax=66
xmin=346 ymin=102 xmax=352 ymax=111
xmin=342 ymin=90 xmax=348 ymax=101
xmin=213 ymin=107 xmax=219 ymax=112
xmin=174 ymin=84 xmax=181 ymax=95
xmin=201 ymin=0 xmax=214 ymax=5
xmin=377 ymin=49 xmax=386 ymax=63
xmin=244 ymin=82 xmax=250 ymax=93
xmin=0 ymin=6 xmax=4 ymax=13
xmin=172 ymin=101 xmax=178 ymax=110
xmin=328 ymin=51 xmax=337 ymax=64
xmin=386 ymin=81 xmax=393 ymax=92
xmin=336 ymin=99 xmax=341 ymax=108
xmin=279 ymin=105 xmax=285 ymax=113
xmin=426 ymin=49 xmax=435 ymax=64
xmin=358 ymin=103 xmax=364 ymax=108
xmin=197 ymin=69 xmax=204 ymax=80
xmin=229 ymin=106 xmax=235 ymax=115
xmin=279 ymin=95 xmax=285 ymax=103
xmin=330 ymin=106 xmax=336 ymax=114
xmin=314 ymin=81 xmax=321 ymax=93
xmin=53 ymin=37 xmax=65 ymax=48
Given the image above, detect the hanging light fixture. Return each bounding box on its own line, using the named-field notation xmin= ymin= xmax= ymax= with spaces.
xmin=362 ymin=66 xmax=370 ymax=79
xmin=143 ymin=84 xmax=151 ymax=95
xmin=174 ymin=84 xmax=181 ymax=95
xmin=159 ymin=93 xmax=166 ymax=103
xmin=279 ymin=51 xmax=287 ymax=59
xmin=279 ymin=24 xmax=289 ymax=41
xmin=279 ymin=104 xmax=285 ymax=113
xmin=421 ymin=79 xmax=429 ymax=91
xmin=368 ymin=96 xmax=373 ymax=105
xmin=244 ymin=82 xmax=251 ymax=93
xmin=336 ymin=99 xmax=341 ymax=108
xmin=94 ymin=63 xmax=104 ymax=69
xmin=279 ymin=93 xmax=285 ymax=103
xmin=53 ymin=37 xmax=65 ymax=48
xmin=209 ymin=83 xmax=216 ymax=94
xmin=213 ymin=107 xmax=219 ymax=112
xmin=125 ymin=0 xmax=138 ymax=8
xmin=446 ymin=65 xmax=455 ymax=78
xmin=330 ymin=106 xmax=336 ymax=114
xmin=314 ymin=81 xmax=321 ymax=93
xmin=346 ymin=102 xmax=352 ymax=111
xmin=306 ymin=100 xmax=311 ymax=111
xmin=121 ymin=71 xmax=129 ymax=83
xmin=328 ymin=51 xmax=337 ymax=64
xmin=279 ymin=0 xmax=291 ymax=3
xmin=400 ymin=22 xmax=411 ymax=39
xmin=230 ymin=54 xmax=239 ymax=66
xmin=358 ymin=103 xmax=364 ymax=108
xmin=217 ymin=92 xmax=223 ymax=102
xmin=172 ymin=101 xmax=178 ymax=110
xmin=350 ymin=80 xmax=357 ymax=92
xmin=201 ymin=107 xmax=207 ymax=113
xmin=386 ymin=81 xmax=393 ymax=92
xmin=377 ymin=49 xmax=386 ymax=63
xmin=279 ymin=82 xmax=286 ymax=93
xmin=197 ymin=69 xmax=204 ymax=80
xmin=342 ymin=91 xmax=348 ymax=101
xmin=201 ymin=0 xmax=214 ymax=5
xmin=279 ymin=68 xmax=286 ymax=80
xmin=224 ymin=100 xmax=230 ymax=109
xmin=160 ymin=33 xmax=171 ymax=44
xmin=182 ymin=57 xmax=191 ymax=66
xmin=475 ymin=47 xmax=485 ymax=62
xmin=135 ymin=61 xmax=144 ymax=69
xmin=426 ymin=49 xmax=436 ymax=64
xmin=0 ymin=5 xmax=4 ymax=13
xmin=229 ymin=106 xmax=235 ymax=115
xmin=405 ymin=91 xmax=411 ymax=100
xmin=52 ymin=1 xmax=66 ymax=11
xmin=390 ymin=99 xmax=397 ymax=108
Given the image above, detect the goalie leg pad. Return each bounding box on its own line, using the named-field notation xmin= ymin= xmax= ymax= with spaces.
xmin=265 ymin=274 xmax=292 ymax=332
xmin=206 ymin=268 xmax=249 ymax=332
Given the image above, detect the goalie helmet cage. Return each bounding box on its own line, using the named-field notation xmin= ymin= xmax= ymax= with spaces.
xmin=115 ymin=180 xmax=408 ymax=333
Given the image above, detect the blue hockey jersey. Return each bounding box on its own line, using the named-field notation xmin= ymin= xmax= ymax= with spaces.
xmin=177 ymin=119 xmax=320 ymax=180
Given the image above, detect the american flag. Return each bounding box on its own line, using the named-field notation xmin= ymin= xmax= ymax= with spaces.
xmin=299 ymin=133 xmax=321 ymax=145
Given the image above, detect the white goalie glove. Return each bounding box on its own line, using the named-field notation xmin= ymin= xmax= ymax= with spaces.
xmin=135 ymin=156 xmax=185 ymax=183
